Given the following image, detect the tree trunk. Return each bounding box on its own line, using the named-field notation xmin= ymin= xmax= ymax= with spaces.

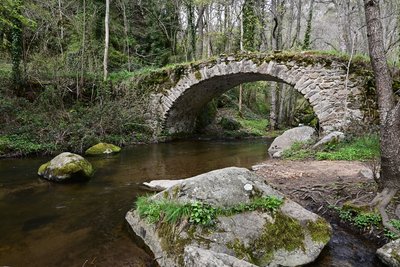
xmin=356 ymin=0 xmax=368 ymax=54
xmin=269 ymin=82 xmax=278 ymax=130
xmin=206 ymin=4 xmax=212 ymax=57
xmin=364 ymin=0 xmax=400 ymax=189
xmin=197 ymin=5 xmax=205 ymax=59
xmin=119 ymin=0 xmax=130 ymax=71
xmin=292 ymin=0 xmax=302 ymax=47
xmin=286 ymin=1 xmax=294 ymax=48
xmin=187 ymin=1 xmax=196 ymax=60
xmin=79 ymin=0 xmax=86 ymax=98
xmin=103 ymin=0 xmax=110 ymax=81
xmin=270 ymin=0 xmax=283 ymax=129
xmin=278 ymin=83 xmax=286 ymax=126
xmin=239 ymin=84 xmax=243 ymax=115
xmin=302 ymin=0 xmax=315 ymax=50
xmin=337 ymin=1 xmax=352 ymax=53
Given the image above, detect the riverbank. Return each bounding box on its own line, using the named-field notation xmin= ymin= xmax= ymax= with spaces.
xmin=254 ymin=160 xmax=394 ymax=246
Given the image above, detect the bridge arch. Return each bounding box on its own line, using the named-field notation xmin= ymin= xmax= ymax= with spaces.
xmin=149 ymin=53 xmax=365 ymax=135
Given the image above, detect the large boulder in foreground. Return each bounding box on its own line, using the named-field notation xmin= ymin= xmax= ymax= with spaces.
xmin=377 ymin=239 xmax=400 ymax=266
xmin=38 ymin=152 xmax=94 ymax=182
xmin=268 ymin=126 xmax=316 ymax=158
xmin=126 ymin=167 xmax=331 ymax=267
xmin=85 ymin=142 xmax=121 ymax=155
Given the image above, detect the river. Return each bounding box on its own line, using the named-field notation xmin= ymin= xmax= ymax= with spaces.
xmin=0 ymin=139 xmax=384 ymax=266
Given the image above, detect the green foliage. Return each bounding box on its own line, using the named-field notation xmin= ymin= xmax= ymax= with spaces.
xmin=316 ymin=135 xmax=380 ymax=161
xmin=384 ymin=229 xmax=398 ymax=240
xmin=242 ymin=0 xmax=259 ymax=51
xmin=238 ymin=119 xmax=269 ymax=136
xmin=353 ymin=213 xmax=381 ymax=228
xmin=385 ymin=220 xmax=400 ymax=240
xmin=219 ymin=117 xmax=241 ymax=131
xmin=189 ymin=201 xmax=217 ymax=226
xmin=302 ymin=1 xmax=314 ymax=50
xmin=135 ymin=195 xmax=284 ymax=227
xmin=0 ymin=134 xmax=57 ymax=155
xmin=282 ymin=135 xmax=380 ymax=161
xmin=390 ymin=219 xmax=400 ymax=231
xmin=0 ymin=82 xmax=152 ymax=157
xmin=331 ymin=205 xmax=381 ymax=230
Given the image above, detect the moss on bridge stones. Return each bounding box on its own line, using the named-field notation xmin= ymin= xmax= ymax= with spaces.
xmin=125 ymin=50 xmax=377 ymax=98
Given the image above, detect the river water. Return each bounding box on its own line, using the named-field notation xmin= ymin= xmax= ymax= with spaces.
xmin=0 ymin=139 xmax=384 ymax=266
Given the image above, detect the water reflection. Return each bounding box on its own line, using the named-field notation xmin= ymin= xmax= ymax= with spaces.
xmin=0 ymin=139 xmax=385 ymax=266
xmin=0 ymin=139 xmax=268 ymax=266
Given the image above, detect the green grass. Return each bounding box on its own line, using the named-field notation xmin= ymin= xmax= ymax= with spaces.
xmin=282 ymin=134 xmax=380 ymax=161
xmin=281 ymin=141 xmax=316 ymax=160
xmin=135 ymin=195 xmax=284 ymax=227
xmin=238 ymin=119 xmax=269 ymax=136
xmin=315 ymin=135 xmax=380 ymax=161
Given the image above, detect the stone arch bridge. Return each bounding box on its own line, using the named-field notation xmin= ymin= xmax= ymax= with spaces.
xmin=138 ymin=51 xmax=374 ymax=136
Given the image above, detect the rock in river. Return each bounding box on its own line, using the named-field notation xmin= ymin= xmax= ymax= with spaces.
xmin=268 ymin=126 xmax=316 ymax=158
xmin=126 ymin=167 xmax=331 ymax=267
xmin=377 ymin=239 xmax=400 ymax=267
xmin=38 ymin=152 xmax=94 ymax=182
xmin=85 ymin=142 xmax=121 ymax=155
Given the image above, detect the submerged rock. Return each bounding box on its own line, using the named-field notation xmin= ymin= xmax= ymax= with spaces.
xmin=38 ymin=152 xmax=94 ymax=182
xmin=268 ymin=126 xmax=316 ymax=158
xmin=126 ymin=167 xmax=331 ymax=267
xmin=85 ymin=143 xmax=121 ymax=155
xmin=377 ymin=239 xmax=400 ymax=267
xmin=312 ymin=131 xmax=345 ymax=149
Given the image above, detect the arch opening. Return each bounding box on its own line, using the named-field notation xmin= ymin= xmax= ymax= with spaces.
xmin=163 ymin=73 xmax=318 ymax=135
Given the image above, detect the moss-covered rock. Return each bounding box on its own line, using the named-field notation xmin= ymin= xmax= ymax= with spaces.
xmin=126 ymin=167 xmax=331 ymax=267
xmin=38 ymin=152 xmax=94 ymax=182
xmin=85 ymin=142 xmax=121 ymax=155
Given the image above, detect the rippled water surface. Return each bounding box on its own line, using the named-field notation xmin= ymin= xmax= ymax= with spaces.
xmin=0 ymin=139 xmax=384 ymax=266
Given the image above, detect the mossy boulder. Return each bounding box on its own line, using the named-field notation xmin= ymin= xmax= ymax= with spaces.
xmin=38 ymin=152 xmax=94 ymax=182
xmin=85 ymin=143 xmax=121 ymax=155
xmin=126 ymin=167 xmax=331 ymax=267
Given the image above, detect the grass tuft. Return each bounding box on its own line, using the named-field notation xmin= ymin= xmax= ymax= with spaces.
xmin=282 ymin=134 xmax=380 ymax=161
xmin=135 ymin=195 xmax=284 ymax=226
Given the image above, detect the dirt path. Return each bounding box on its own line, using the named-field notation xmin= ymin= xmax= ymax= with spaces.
xmin=253 ymin=160 xmax=379 ymax=213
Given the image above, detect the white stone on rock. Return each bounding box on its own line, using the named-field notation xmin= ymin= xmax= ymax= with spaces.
xmin=244 ymin=183 xmax=253 ymax=191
